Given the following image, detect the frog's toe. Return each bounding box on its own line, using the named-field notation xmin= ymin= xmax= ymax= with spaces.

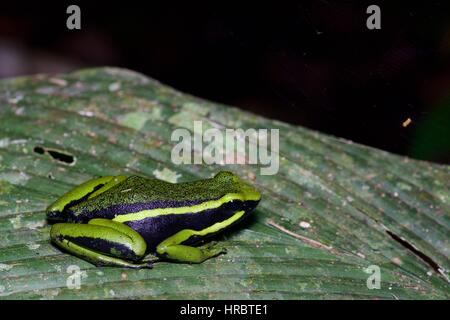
xmin=141 ymin=254 xmax=162 ymax=264
xmin=131 ymin=261 xmax=153 ymax=269
xmin=204 ymin=242 xmax=227 ymax=256
xmin=207 ymin=241 xmax=225 ymax=250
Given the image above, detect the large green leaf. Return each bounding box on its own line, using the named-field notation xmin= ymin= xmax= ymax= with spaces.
xmin=0 ymin=67 xmax=448 ymax=299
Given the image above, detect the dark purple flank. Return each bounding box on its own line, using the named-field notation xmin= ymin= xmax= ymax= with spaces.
xmin=124 ymin=200 xmax=259 ymax=251
xmin=68 ymin=199 xmax=208 ymax=223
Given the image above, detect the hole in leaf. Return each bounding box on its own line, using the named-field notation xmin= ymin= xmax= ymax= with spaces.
xmin=33 ymin=146 xmax=45 ymax=154
xmin=33 ymin=146 xmax=76 ymax=165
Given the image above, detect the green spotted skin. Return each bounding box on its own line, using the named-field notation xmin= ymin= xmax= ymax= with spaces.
xmin=46 ymin=171 xmax=261 ymax=269
xmin=66 ymin=171 xmax=260 ymax=219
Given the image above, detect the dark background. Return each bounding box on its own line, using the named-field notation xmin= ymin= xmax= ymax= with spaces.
xmin=0 ymin=1 xmax=449 ymax=163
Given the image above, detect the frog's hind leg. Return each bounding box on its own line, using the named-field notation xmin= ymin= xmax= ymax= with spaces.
xmin=85 ymin=175 xmax=128 ymax=200
xmin=155 ymin=210 xmax=245 ymax=263
xmin=50 ymin=218 xmax=151 ymax=269
xmin=46 ymin=175 xmax=127 ymax=220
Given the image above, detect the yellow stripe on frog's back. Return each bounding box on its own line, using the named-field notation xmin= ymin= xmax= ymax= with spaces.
xmin=112 ymin=192 xmax=259 ymax=223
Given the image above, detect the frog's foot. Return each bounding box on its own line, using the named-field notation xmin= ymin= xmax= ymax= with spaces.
xmin=141 ymin=253 xmax=162 ymax=264
xmin=156 ymin=234 xmax=228 ymax=264
xmin=203 ymin=241 xmax=227 ymax=255
xmin=93 ymin=256 xmax=153 ymax=269
xmin=119 ymin=261 xmax=153 ymax=269
xmin=50 ymin=218 xmax=150 ymax=269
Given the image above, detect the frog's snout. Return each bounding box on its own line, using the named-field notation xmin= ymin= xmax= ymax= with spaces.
xmin=238 ymin=179 xmax=261 ymax=202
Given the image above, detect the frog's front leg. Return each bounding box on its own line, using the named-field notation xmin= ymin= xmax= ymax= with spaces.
xmin=50 ymin=218 xmax=152 ymax=269
xmin=156 ymin=210 xmax=245 ymax=263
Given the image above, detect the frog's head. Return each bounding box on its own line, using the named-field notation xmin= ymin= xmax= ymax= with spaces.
xmin=212 ymin=171 xmax=261 ymax=202
xmin=206 ymin=171 xmax=261 ymax=217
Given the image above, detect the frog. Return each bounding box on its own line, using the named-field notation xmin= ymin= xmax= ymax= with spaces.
xmin=46 ymin=171 xmax=261 ymax=269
